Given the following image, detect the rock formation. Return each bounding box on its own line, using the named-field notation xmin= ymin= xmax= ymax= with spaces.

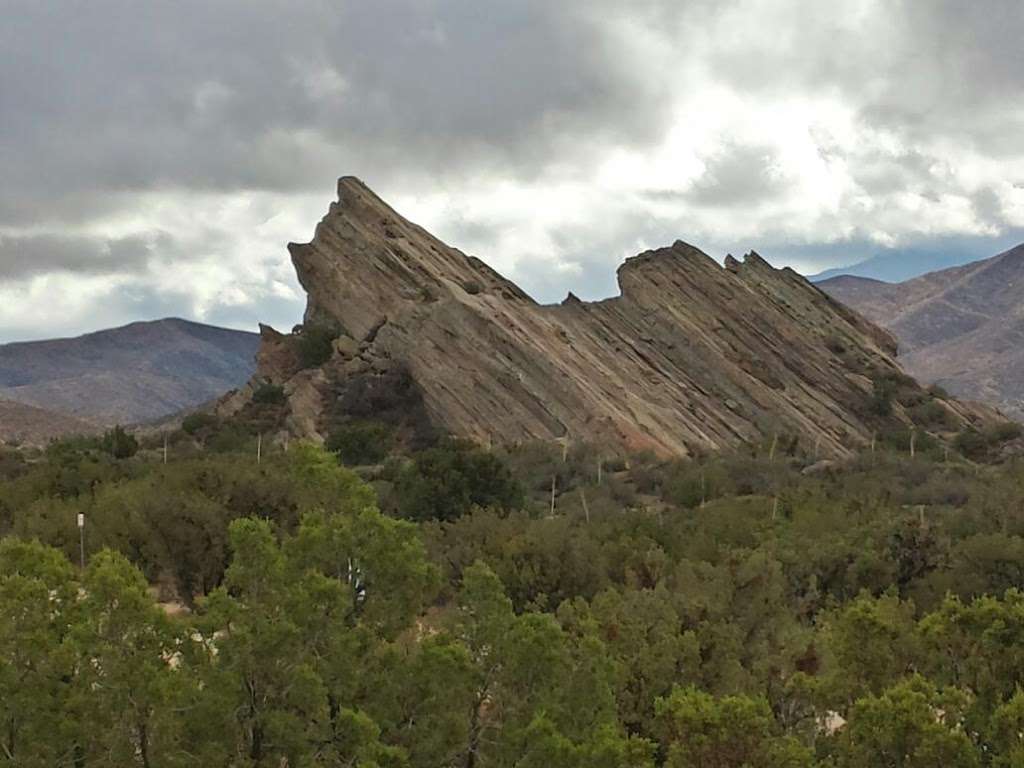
xmin=234 ymin=177 xmax=995 ymax=457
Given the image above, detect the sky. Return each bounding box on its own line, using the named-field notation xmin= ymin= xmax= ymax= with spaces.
xmin=3 ymin=1 xmax=1024 ymax=342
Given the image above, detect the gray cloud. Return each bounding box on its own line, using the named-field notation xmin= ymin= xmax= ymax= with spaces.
xmin=0 ymin=233 xmax=158 ymax=280
xmin=3 ymin=1 xmax=1024 ymax=341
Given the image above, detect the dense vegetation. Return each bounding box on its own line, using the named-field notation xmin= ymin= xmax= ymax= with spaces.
xmin=4 ymin=430 xmax=1024 ymax=766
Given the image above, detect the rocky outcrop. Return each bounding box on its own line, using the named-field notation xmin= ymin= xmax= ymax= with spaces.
xmin=238 ymin=177 xmax=994 ymax=457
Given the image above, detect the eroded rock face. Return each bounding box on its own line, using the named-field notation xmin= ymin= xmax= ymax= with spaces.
xmin=242 ymin=177 xmax=987 ymax=457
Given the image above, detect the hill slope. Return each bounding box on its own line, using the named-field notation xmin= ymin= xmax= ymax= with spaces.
xmin=0 ymin=398 xmax=98 ymax=445
xmin=221 ymin=177 xmax=994 ymax=457
xmin=0 ymin=318 xmax=259 ymax=426
xmin=819 ymin=244 xmax=1024 ymax=418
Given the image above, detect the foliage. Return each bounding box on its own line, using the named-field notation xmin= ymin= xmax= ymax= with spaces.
xmin=99 ymin=425 xmax=139 ymax=459
xmin=392 ymin=438 xmax=524 ymax=521
xmin=4 ymin=436 xmax=1024 ymax=764
xmin=296 ymin=323 xmax=338 ymax=369
xmin=251 ymin=380 xmax=286 ymax=405
xmin=326 ymin=420 xmax=394 ymax=465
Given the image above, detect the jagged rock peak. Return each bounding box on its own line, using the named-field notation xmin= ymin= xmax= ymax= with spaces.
xmin=234 ymin=177 xmax=995 ymax=458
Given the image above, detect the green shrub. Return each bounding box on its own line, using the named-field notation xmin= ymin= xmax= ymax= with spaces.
xmin=394 ymin=439 xmax=524 ymax=521
xmin=99 ymin=425 xmax=138 ymax=459
xmin=906 ymin=399 xmax=956 ymax=430
xmin=297 ymin=324 xmax=338 ymax=368
xmin=182 ymin=412 xmax=219 ymax=436
xmin=252 ymin=381 xmax=286 ymax=406
xmin=326 ymin=421 xmax=394 ymax=466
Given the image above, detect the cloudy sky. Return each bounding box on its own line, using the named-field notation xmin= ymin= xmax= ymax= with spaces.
xmin=3 ymin=0 xmax=1024 ymax=342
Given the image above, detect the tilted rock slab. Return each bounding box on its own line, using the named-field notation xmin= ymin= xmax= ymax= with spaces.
xmin=250 ymin=177 xmax=978 ymax=457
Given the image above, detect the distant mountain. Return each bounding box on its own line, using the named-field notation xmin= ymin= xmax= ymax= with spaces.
xmin=819 ymin=244 xmax=1024 ymax=418
xmin=808 ymin=249 xmax=982 ymax=284
xmin=0 ymin=318 xmax=259 ymax=426
xmin=0 ymin=398 xmax=98 ymax=445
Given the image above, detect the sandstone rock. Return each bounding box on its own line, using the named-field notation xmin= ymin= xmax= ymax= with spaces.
xmin=239 ymin=177 xmax=994 ymax=457
xmin=332 ymin=334 xmax=359 ymax=360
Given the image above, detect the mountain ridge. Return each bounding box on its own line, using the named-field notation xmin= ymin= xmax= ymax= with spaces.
xmin=0 ymin=317 xmax=260 ymax=427
xmin=819 ymin=243 xmax=1024 ymax=418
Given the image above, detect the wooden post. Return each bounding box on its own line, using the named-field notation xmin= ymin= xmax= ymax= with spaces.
xmin=597 ymin=459 xmax=603 ymax=486
xmin=910 ymin=428 xmax=916 ymax=459
xmin=579 ymin=488 xmax=591 ymax=525
xmin=257 ymin=433 xmax=262 ymax=465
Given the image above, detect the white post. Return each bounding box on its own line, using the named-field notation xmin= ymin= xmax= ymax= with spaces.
xmin=163 ymin=433 xmax=168 ymax=465
xmin=77 ymin=513 xmax=85 ymax=570
xmin=257 ymin=433 xmax=262 ymax=465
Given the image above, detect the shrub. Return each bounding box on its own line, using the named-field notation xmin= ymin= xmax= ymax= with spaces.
xmin=182 ymin=412 xmax=219 ymax=436
xmin=869 ymin=377 xmax=895 ymax=417
xmin=394 ymin=439 xmax=524 ymax=521
xmin=297 ymin=323 xmax=338 ymax=368
xmin=906 ymin=399 xmax=956 ymax=430
xmin=326 ymin=421 xmax=394 ymax=466
xmin=252 ymin=381 xmax=286 ymax=406
xmin=100 ymin=425 xmax=139 ymax=459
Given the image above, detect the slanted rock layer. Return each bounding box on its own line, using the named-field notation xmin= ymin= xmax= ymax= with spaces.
xmin=236 ymin=177 xmax=988 ymax=457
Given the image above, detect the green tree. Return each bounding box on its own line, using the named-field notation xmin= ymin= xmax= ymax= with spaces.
xmin=100 ymin=425 xmax=139 ymax=459
xmin=832 ymin=677 xmax=977 ymax=768
xmin=395 ymin=440 xmax=524 ymax=522
xmin=0 ymin=539 xmax=77 ymax=766
xmin=654 ymin=686 xmax=812 ymax=768
xmin=69 ymin=550 xmax=184 ymax=767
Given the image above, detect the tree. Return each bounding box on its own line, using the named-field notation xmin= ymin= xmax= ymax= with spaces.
xmin=654 ymin=686 xmax=812 ymax=768
xmin=191 ymin=518 xmax=329 ymax=766
xmin=0 ymin=539 xmax=77 ymax=766
xmin=832 ymin=677 xmax=977 ymax=768
xmin=69 ymin=550 xmax=184 ymax=767
xmin=394 ymin=440 xmax=524 ymax=522
xmin=100 ymin=425 xmax=139 ymax=459
xmin=816 ymin=592 xmax=920 ymax=709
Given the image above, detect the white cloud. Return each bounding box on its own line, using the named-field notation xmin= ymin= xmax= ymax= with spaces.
xmin=3 ymin=0 xmax=1024 ymax=336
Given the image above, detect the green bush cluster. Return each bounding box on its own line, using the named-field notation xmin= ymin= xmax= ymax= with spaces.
xmin=326 ymin=420 xmax=394 ymax=465
xmin=5 ymin=433 xmax=1024 ymax=765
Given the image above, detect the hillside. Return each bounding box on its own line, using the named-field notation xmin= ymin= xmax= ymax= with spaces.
xmin=819 ymin=244 xmax=1024 ymax=418
xmin=0 ymin=398 xmax=99 ymax=445
xmin=0 ymin=318 xmax=259 ymax=426
xmin=220 ymin=177 xmax=996 ymax=457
